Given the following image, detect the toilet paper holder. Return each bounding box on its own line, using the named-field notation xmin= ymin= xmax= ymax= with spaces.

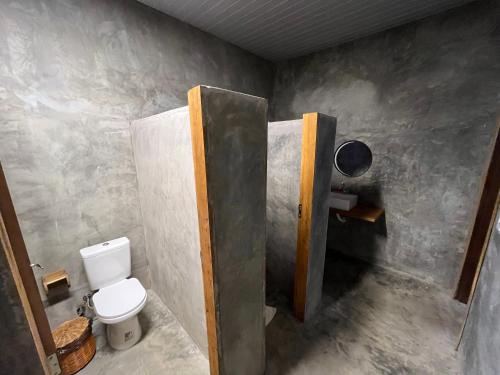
xmin=42 ymin=269 xmax=71 ymax=295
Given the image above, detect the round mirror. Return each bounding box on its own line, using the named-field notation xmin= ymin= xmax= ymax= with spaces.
xmin=334 ymin=140 xmax=372 ymax=177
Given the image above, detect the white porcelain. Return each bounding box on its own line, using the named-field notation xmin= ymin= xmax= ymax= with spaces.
xmin=80 ymin=237 xmax=147 ymax=350
xmin=106 ymin=315 xmax=142 ymax=350
xmin=92 ymin=278 xmax=147 ymax=324
xmin=330 ymin=192 xmax=358 ymax=211
xmin=80 ymin=237 xmax=131 ymax=290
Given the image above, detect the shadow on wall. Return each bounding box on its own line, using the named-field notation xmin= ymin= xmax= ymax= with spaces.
xmin=266 ymin=182 xmax=388 ymax=308
xmin=325 ymin=183 xmax=387 ymax=300
xmin=265 ymin=184 xmax=388 ymax=374
xmin=328 ymin=182 xmax=388 ymax=246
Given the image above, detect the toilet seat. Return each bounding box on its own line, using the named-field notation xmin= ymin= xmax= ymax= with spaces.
xmin=93 ymin=278 xmax=147 ymax=324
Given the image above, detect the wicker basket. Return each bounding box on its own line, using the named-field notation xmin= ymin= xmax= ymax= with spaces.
xmin=52 ymin=317 xmax=96 ymax=375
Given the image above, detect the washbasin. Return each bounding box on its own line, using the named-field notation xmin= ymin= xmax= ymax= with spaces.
xmin=329 ymin=192 xmax=358 ymax=211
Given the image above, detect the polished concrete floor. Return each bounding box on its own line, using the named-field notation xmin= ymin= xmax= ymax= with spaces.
xmin=266 ymin=252 xmax=467 ymax=374
xmin=45 ymin=253 xmax=466 ymax=374
xmin=79 ymin=290 xmax=209 ymax=375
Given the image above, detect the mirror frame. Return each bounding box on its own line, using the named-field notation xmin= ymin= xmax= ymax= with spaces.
xmin=334 ymin=140 xmax=372 ymax=177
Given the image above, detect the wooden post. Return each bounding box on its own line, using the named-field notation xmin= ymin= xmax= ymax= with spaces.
xmin=188 ymin=86 xmax=220 ymax=375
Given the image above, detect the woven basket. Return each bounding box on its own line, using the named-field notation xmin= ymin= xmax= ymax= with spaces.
xmin=52 ymin=317 xmax=96 ymax=375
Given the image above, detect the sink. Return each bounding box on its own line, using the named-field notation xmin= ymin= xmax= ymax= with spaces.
xmin=329 ymin=192 xmax=358 ymax=211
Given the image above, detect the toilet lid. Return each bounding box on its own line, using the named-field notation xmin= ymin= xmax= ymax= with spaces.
xmin=93 ymin=278 xmax=146 ymax=320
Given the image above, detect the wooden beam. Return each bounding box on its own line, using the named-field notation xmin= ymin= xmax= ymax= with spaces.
xmin=0 ymin=163 xmax=55 ymax=374
xmin=188 ymin=86 xmax=219 ymax=375
xmin=294 ymin=113 xmax=319 ymax=322
xmin=454 ymin=121 xmax=500 ymax=303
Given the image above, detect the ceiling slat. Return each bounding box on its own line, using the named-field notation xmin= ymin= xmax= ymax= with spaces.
xmin=138 ymin=0 xmax=474 ymax=60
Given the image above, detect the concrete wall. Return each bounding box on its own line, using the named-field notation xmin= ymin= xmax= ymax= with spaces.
xmin=189 ymin=86 xmax=267 ymax=375
xmin=461 ymin=205 xmax=500 ymax=374
xmin=198 ymin=87 xmax=267 ymax=375
xmin=132 ymin=87 xmax=268 ymax=372
xmin=270 ymin=0 xmax=500 ymax=289
xmin=131 ymin=107 xmax=207 ymax=353
xmin=0 ymin=0 xmax=273 ymax=299
xmin=266 ymin=120 xmax=302 ymax=296
xmin=266 ymin=116 xmax=336 ymax=321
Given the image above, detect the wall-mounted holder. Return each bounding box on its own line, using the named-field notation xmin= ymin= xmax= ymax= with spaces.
xmin=42 ymin=269 xmax=70 ymax=304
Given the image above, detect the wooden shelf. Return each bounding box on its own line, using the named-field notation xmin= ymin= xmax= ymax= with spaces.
xmin=330 ymin=204 xmax=384 ymax=223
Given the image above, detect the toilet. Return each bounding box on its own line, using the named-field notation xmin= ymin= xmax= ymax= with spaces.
xmin=80 ymin=237 xmax=147 ymax=350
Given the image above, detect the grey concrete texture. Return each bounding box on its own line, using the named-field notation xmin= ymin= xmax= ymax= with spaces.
xmin=80 ymin=289 xmax=209 ymax=375
xmin=266 ymin=253 xmax=466 ymax=374
xmin=0 ymin=238 xmax=44 ymax=375
xmin=199 ymin=86 xmax=268 ymax=375
xmin=131 ymin=107 xmax=208 ymax=354
xmin=0 ymin=0 xmax=273 ymax=300
xmin=269 ymin=0 xmax=500 ymax=289
xmin=461 ymin=205 xmax=500 ymax=375
xmin=303 ymin=114 xmax=336 ymax=320
xmin=266 ymin=120 xmax=303 ymax=296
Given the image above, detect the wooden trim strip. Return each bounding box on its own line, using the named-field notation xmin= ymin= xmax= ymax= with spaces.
xmin=188 ymin=86 xmax=220 ymax=375
xmin=0 ymin=163 xmax=54 ymax=374
xmin=454 ymin=122 xmax=500 ymax=303
xmin=456 ymin=195 xmax=499 ymax=349
xmin=293 ymin=113 xmax=318 ymax=321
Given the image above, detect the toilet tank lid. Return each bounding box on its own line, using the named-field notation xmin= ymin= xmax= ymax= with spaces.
xmin=80 ymin=237 xmax=129 ymax=259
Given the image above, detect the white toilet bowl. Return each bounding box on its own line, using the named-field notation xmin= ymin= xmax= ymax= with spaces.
xmin=80 ymin=237 xmax=147 ymax=351
xmin=92 ymin=278 xmax=147 ymax=350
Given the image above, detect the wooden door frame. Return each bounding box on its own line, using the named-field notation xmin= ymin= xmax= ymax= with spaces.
xmin=188 ymin=86 xmax=220 ymax=375
xmin=0 ymin=162 xmax=59 ymax=375
xmin=293 ymin=112 xmax=336 ymax=322
xmin=454 ymin=120 xmax=500 ymax=304
xmin=293 ymin=113 xmax=318 ymax=321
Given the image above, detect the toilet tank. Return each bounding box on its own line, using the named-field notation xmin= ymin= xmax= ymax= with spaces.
xmin=80 ymin=237 xmax=131 ymax=290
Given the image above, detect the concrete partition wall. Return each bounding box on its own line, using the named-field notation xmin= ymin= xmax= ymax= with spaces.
xmin=131 ymin=107 xmax=208 ymax=353
xmin=189 ymin=86 xmax=267 ymax=375
xmin=294 ymin=113 xmax=337 ymax=321
xmin=266 ymin=120 xmax=303 ymax=295
xmin=132 ymin=86 xmax=267 ymax=375
xmin=267 ymin=114 xmax=336 ymax=322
